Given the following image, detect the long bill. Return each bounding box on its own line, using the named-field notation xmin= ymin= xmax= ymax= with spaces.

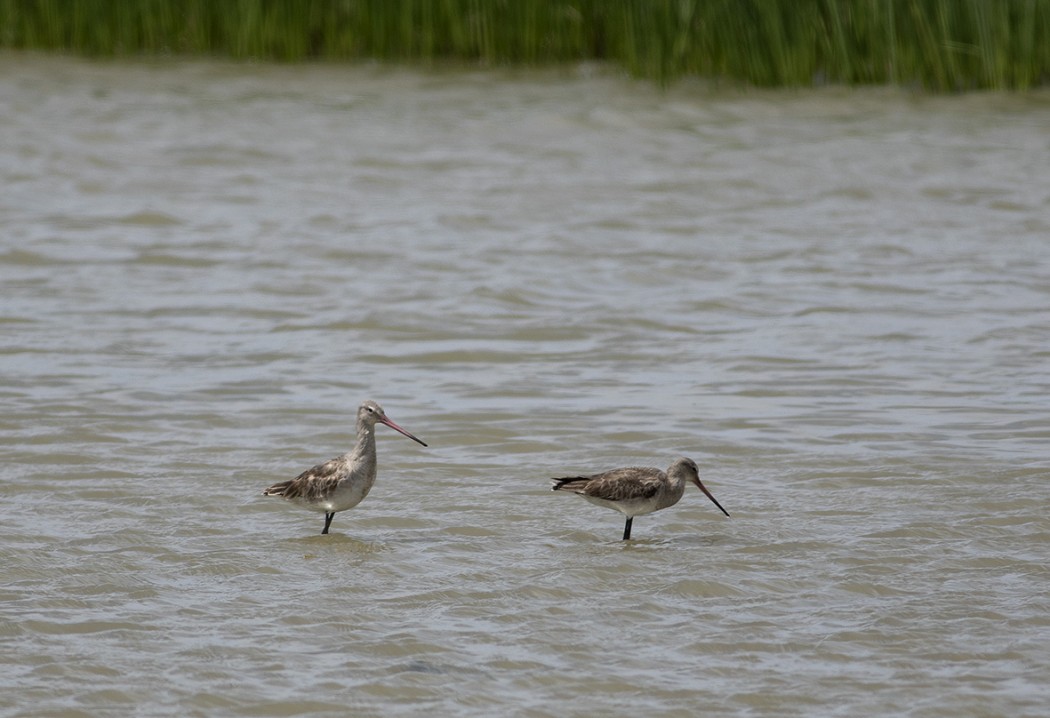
xmin=693 ymin=478 xmax=730 ymax=517
xmin=379 ymin=416 xmax=428 ymax=447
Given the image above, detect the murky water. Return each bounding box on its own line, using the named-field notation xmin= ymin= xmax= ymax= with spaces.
xmin=2 ymin=55 xmax=1049 ymax=717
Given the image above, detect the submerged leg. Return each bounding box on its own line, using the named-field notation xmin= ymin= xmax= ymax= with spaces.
xmin=622 ymin=517 xmax=633 ymax=541
xmin=322 ymin=512 xmax=334 ymax=534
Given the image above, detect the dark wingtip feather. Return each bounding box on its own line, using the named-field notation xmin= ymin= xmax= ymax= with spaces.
xmin=550 ymin=476 xmax=589 ymax=492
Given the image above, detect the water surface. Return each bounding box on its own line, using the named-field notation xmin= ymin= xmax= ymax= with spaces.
xmin=2 ymin=56 xmax=1049 ymax=717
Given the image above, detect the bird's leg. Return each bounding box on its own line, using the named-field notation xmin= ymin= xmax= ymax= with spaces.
xmin=322 ymin=512 xmax=334 ymax=535
xmin=622 ymin=517 xmax=633 ymax=541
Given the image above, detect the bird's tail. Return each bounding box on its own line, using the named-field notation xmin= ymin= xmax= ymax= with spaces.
xmin=261 ymin=480 xmax=293 ymax=497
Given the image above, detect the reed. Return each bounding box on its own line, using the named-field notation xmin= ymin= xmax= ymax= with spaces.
xmin=1 ymin=0 xmax=1047 ymax=90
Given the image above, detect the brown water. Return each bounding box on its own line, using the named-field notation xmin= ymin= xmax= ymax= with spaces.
xmin=2 ymin=55 xmax=1049 ymax=717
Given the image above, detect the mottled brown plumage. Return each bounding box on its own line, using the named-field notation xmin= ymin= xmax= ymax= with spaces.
xmin=262 ymin=400 xmax=427 ymax=535
xmin=262 ymin=457 xmax=347 ymax=504
xmin=551 ymin=457 xmax=729 ymax=540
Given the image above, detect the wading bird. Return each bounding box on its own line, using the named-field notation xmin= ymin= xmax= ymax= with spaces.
xmin=551 ymin=457 xmax=729 ymax=540
xmin=262 ymin=400 xmax=427 ymax=535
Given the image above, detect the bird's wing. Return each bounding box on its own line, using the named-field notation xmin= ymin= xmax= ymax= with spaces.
xmin=263 ymin=457 xmax=343 ymax=499
xmin=552 ymin=467 xmax=663 ymax=502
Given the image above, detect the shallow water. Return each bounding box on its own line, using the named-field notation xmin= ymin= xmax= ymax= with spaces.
xmin=1 ymin=55 xmax=1049 ymax=717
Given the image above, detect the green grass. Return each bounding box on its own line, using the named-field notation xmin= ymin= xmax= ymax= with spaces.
xmin=1 ymin=0 xmax=1047 ymax=90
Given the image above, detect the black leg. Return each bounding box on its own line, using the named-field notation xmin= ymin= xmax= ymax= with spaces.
xmin=322 ymin=512 xmax=334 ymax=534
xmin=622 ymin=517 xmax=633 ymax=541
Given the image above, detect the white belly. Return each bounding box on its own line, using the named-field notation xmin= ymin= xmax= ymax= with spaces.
xmin=582 ymin=495 xmax=659 ymax=518
xmin=330 ymin=478 xmax=374 ymax=512
xmin=292 ymin=478 xmax=373 ymax=513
